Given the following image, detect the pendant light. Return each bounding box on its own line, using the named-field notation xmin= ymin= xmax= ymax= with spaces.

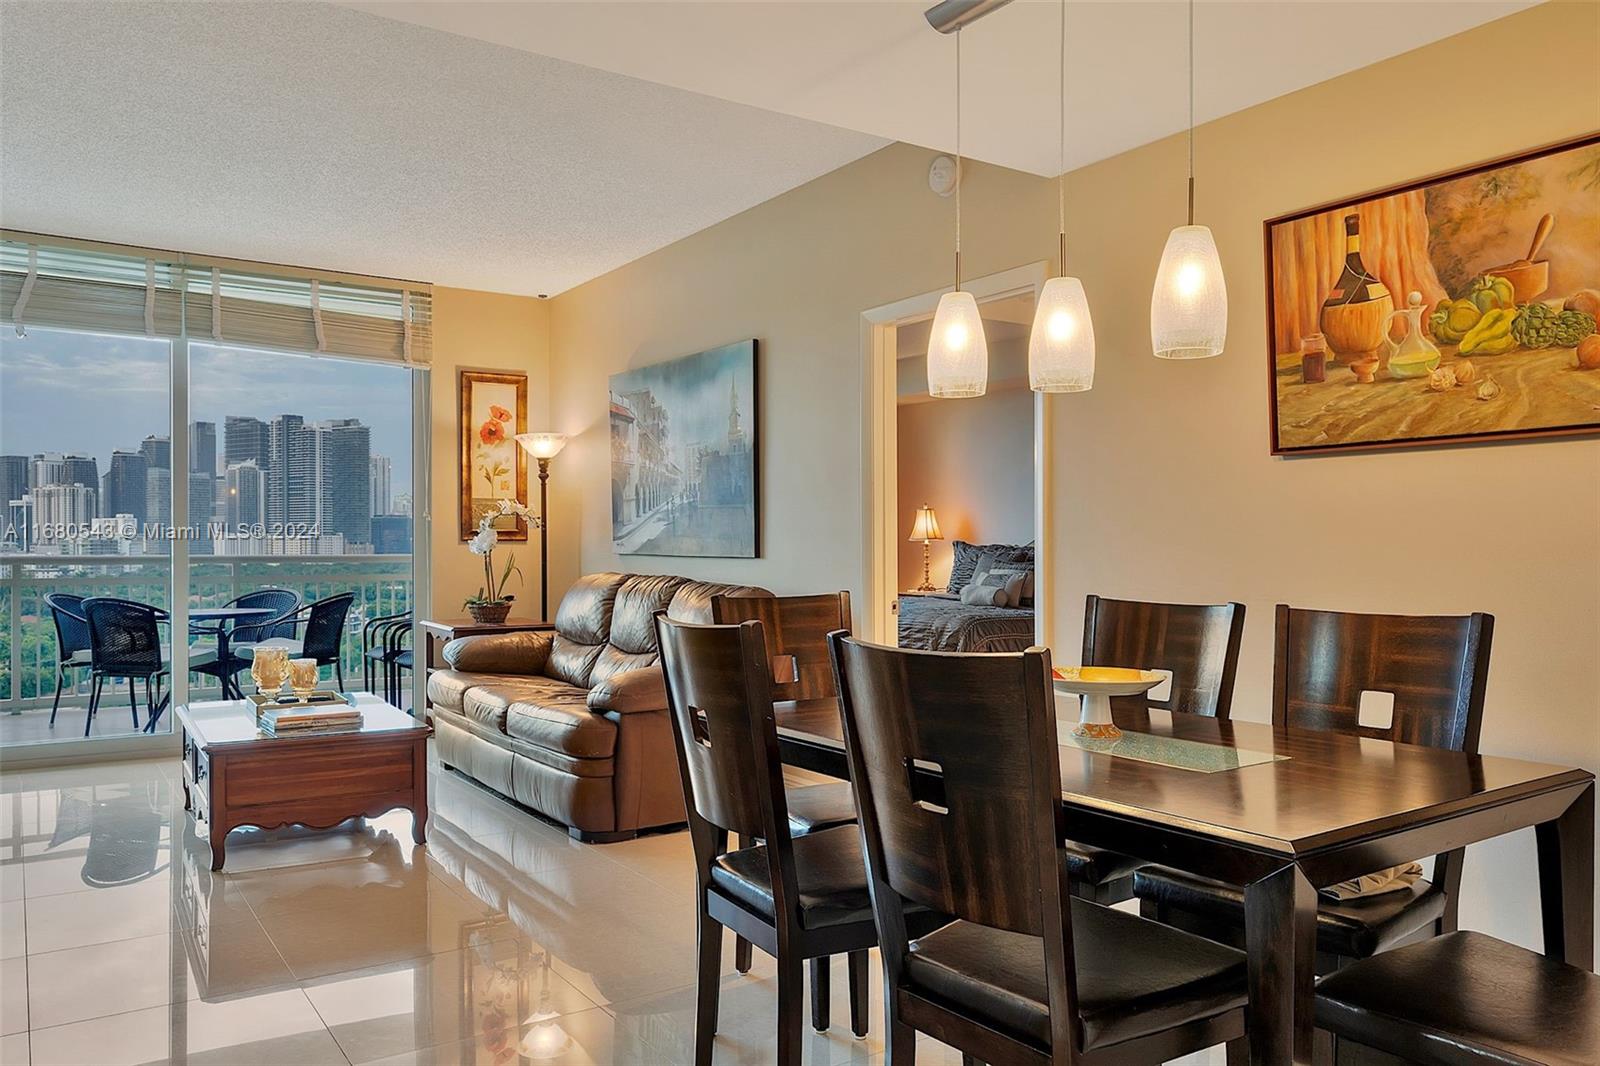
xmin=1029 ymin=0 xmax=1094 ymax=393
xmin=1150 ymin=0 xmax=1226 ymax=360
xmin=927 ymin=27 xmax=988 ymax=399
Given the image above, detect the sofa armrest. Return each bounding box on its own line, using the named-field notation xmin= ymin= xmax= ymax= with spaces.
xmin=442 ymin=630 xmax=553 ymax=675
xmin=587 ymin=666 xmax=668 ymax=715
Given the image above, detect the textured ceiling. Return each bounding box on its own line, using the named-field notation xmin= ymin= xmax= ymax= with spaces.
xmin=345 ymin=0 xmax=1536 ymax=177
xmin=0 ymin=0 xmax=887 ymax=295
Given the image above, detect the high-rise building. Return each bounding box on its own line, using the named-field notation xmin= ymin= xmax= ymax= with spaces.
xmin=0 ymin=455 xmax=28 ymax=511
xmin=392 ymin=492 xmax=412 ymax=517
xmin=31 ymin=484 xmax=96 ymax=547
xmin=370 ymin=515 xmax=412 ymax=554
xmin=189 ymin=421 xmax=217 ymax=477
xmin=370 ymin=455 xmax=392 ymax=516
xmin=188 ymin=472 xmax=215 ymax=554
xmin=5 ymin=496 xmax=33 ymax=552
xmin=266 ymin=414 xmax=314 ymax=527
xmin=212 ymin=475 xmax=229 ymax=525
xmin=145 ymin=467 xmax=172 ymax=523
xmin=102 ymin=450 xmax=149 ymax=525
xmin=225 ymin=461 xmax=265 ymax=528
xmin=318 ymin=419 xmax=371 ymax=544
xmin=140 ymin=435 xmax=171 ymax=471
xmin=224 ymin=416 xmax=270 ymax=471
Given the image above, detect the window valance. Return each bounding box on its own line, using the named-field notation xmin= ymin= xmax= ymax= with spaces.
xmin=1 ymin=232 xmax=432 ymax=365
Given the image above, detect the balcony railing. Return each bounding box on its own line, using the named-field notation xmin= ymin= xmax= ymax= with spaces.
xmin=1 ymin=554 xmax=413 ymax=712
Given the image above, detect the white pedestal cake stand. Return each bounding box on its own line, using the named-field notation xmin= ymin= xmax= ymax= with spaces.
xmin=1052 ymin=668 xmax=1166 ymax=740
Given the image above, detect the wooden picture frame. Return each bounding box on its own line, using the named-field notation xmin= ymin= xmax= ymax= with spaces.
xmin=1266 ymin=133 xmax=1600 ymax=456
xmin=458 ymin=369 xmax=529 ymax=541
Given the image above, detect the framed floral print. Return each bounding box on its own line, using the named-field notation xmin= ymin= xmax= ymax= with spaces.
xmin=459 ymin=369 xmax=528 ymax=541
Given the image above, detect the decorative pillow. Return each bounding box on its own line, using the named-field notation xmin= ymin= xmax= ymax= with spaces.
xmin=960 ymin=564 xmax=1021 ymax=607
xmin=947 ymin=540 xmax=1035 ymax=595
xmin=960 ymin=582 xmax=1007 ymax=606
xmin=986 ymin=566 xmax=1030 ymax=609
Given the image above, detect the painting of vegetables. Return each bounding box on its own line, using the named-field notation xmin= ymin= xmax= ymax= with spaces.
xmin=1267 ymin=135 xmax=1600 ymax=454
xmin=458 ymin=370 xmax=529 ymax=540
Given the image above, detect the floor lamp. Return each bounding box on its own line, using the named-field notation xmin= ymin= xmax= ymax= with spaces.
xmin=515 ymin=432 xmax=567 ymax=621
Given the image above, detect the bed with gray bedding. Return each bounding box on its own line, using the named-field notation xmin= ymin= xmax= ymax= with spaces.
xmin=897 ymin=592 xmax=1036 ymax=653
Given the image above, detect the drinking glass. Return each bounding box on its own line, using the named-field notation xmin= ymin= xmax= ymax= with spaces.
xmin=250 ymin=648 xmax=289 ymax=698
xmin=289 ymin=658 xmax=319 ymax=701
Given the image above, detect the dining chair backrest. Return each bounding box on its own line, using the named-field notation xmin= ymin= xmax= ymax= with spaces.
xmin=228 ymin=588 xmax=301 ymax=644
xmin=655 ymin=614 xmax=790 ymax=845
xmin=300 ymin=593 xmax=356 ymax=664
xmin=1082 ymin=594 xmax=1246 ymax=718
xmin=1272 ymin=605 xmax=1492 ymax=752
xmin=830 ymin=634 xmax=1067 ymax=935
xmin=82 ymin=597 xmax=165 ymax=677
xmin=711 ymin=592 xmax=851 ymax=702
xmin=44 ymin=592 xmax=92 ymax=662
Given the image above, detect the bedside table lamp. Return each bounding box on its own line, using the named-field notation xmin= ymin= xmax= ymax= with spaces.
xmin=908 ymin=504 xmax=944 ymax=592
xmin=515 ymin=432 xmax=568 ymax=621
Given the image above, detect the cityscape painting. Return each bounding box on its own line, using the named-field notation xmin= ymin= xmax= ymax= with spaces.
xmin=609 ymin=341 xmax=758 ymax=558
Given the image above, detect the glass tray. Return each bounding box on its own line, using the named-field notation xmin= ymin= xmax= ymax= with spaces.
xmin=1061 ymin=727 xmax=1286 ymax=774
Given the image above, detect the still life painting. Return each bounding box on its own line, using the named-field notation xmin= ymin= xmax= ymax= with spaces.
xmin=1267 ymin=135 xmax=1600 ymax=455
xmin=459 ymin=369 xmax=528 ymax=540
xmin=609 ymin=340 xmax=758 ymax=558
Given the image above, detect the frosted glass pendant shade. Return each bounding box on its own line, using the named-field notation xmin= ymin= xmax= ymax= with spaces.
xmin=1029 ymin=275 xmax=1095 ymax=392
xmin=926 ymin=290 xmax=988 ymax=398
xmin=1150 ymin=224 xmax=1227 ymax=359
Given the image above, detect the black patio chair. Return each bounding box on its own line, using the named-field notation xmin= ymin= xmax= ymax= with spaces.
xmin=81 ymin=597 xmax=169 ymax=738
xmin=362 ymin=610 xmax=413 ymax=704
xmin=234 ymin=592 xmax=355 ymax=690
xmin=188 ymin=588 xmax=300 ymax=696
xmin=44 ymin=592 xmax=94 ymax=726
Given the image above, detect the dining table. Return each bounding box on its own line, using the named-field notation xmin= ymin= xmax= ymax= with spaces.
xmin=773 ymin=695 xmax=1595 ymax=1066
xmin=140 ymin=605 xmax=281 ymax=732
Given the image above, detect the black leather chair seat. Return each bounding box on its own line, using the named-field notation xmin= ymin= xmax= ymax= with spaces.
xmin=1315 ymin=930 xmax=1600 ymax=1065
xmin=785 ymin=783 xmax=857 ymax=837
xmin=710 ymin=825 xmax=874 ymax=931
xmin=904 ymin=901 xmax=1246 ymax=1053
xmin=1133 ymin=865 xmax=1446 ymax=958
xmin=1063 ymin=841 xmax=1145 ymax=888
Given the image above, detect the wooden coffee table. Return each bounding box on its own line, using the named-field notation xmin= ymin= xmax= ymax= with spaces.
xmin=178 ymin=693 xmax=432 ymax=870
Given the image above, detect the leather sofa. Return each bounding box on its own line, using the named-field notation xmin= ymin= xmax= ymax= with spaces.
xmin=428 ymin=572 xmax=769 ymax=841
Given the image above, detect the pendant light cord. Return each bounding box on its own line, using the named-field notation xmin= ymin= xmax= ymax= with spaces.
xmin=1186 ymin=0 xmax=1195 ymax=226
xmin=1057 ymin=0 xmax=1066 ymax=272
xmin=954 ymin=27 xmax=963 ymax=291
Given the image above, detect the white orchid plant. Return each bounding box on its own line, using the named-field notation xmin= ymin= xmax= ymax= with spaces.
xmin=465 ymin=499 xmax=544 ymax=608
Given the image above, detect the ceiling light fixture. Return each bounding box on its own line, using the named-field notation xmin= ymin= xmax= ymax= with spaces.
xmin=1150 ymin=0 xmax=1226 ymax=360
xmin=925 ymin=25 xmax=989 ymax=399
xmin=1029 ymin=0 xmax=1094 ymax=393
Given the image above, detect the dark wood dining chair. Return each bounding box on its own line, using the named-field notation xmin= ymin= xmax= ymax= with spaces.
xmin=655 ymin=612 xmax=884 ymax=1062
xmin=1315 ymin=930 xmax=1598 ymax=1064
xmin=1068 ymin=595 xmax=1248 ymax=904
xmin=1134 ymin=605 xmax=1494 ymax=977
xmin=829 ymin=633 xmax=1248 ymax=1065
xmin=713 ymin=592 xmax=862 ymax=978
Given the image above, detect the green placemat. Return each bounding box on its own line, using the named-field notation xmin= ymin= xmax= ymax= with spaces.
xmin=1061 ymin=728 xmax=1286 ymax=774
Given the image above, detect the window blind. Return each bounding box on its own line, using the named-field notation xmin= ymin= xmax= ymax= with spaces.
xmin=1 ymin=232 xmax=432 ymax=365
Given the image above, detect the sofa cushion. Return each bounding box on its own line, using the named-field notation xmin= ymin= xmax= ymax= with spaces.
xmin=555 ymin=572 xmax=628 ymax=645
xmin=463 ymin=679 xmax=579 ymax=734
xmin=442 ymin=630 xmax=552 ymax=675
xmin=610 ymin=574 xmax=691 ymax=655
xmin=547 ymin=635 xmax=604 ymax=688
xmin=505 ymin=690 xmax=618 ymax=760
xmin=669 ymin=581 xmax=771 ymax=624
xmin=587 ymin=666 xmax=668 ymax=715
xmin=427 ymin=670 xmax=536 ymax=714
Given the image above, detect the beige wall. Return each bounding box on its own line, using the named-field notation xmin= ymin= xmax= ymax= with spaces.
xmin=547 ymin=2 xmax=1598 ymax=951
xmin=897 ymin=387 xmax=1035 ymax=590
xmin=429 ymin=286 xmax=551 ymax=621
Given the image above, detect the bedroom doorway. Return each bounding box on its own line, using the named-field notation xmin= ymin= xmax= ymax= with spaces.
xmin=860 ymin=263 xmax=1054 ymax=650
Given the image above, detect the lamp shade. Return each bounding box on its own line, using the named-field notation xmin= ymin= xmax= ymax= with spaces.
xmin=908 ymin=504 xmax=943 ymax=543
xmin=926 ymin=290 xmax=988 ymax=398
xmin=1150 ymin=224 xmax=1227 ymax=360
xmin=1029 ymin=275 xmax=1095 ymax=392
xmin=515 ymin=432 xmax=568 ymax=460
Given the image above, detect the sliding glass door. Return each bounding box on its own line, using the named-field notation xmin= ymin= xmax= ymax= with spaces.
xmin=1 ymin=234 xmax=432 ymax=758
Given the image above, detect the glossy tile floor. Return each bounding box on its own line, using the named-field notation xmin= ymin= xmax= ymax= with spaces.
xmin=0 ymin=751 xmax=1222 ymax=1065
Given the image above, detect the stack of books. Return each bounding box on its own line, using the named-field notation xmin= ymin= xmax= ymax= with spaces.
xmin=260 ymin=705 xmax=364 ymax=737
